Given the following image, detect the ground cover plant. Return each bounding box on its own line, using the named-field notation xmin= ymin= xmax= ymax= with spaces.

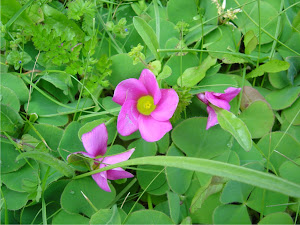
xmin=1 ymin=0 xmax=300 ymax=224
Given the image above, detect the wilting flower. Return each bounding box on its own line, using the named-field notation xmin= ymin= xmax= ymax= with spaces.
xmin=197 ymin=87 xmax=241 ymax=130
xmin=113 ymin=69 xmax=179 ymax=142
xmin=68 ymin=124 xmax=135 ymax=192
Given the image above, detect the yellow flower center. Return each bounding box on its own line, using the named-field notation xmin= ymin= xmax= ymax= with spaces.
xmin=137 ymin=95 xmax=156 ymax=115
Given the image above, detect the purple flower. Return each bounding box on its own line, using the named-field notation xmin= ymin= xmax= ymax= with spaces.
xmin=68 ymin=124 xmax=135 ymax=192
xmin=112 ymin=69 xmax=179 ymax=142
xmin=197 ymin=87 xmax=241 ymax=130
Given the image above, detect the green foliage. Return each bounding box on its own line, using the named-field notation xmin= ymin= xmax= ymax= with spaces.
xmin=6 ymin=50 xmax=31 ymax=70
xmin=83 ymin=55 xmax=112 ymax=97
xmin=1 ymin=0 xmax=300 ymax=224
xmin=128 ymin=43 xmax=146 ymax=65
xmin=171 ymin=86 xmax=193 ymax=122
xmin=106 ymin=18 xmax=129 ymax=39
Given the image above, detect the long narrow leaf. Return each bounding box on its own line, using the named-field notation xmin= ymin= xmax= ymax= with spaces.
xmin=216 ymin=108 xmax=252 ymax=151
xmin=17 ymin=151 xmax=75 ymax=177
xmin=74 ymin=156 xmax=300 ymax=198
xmin=133 ymin=16 xmax=160 ymax=60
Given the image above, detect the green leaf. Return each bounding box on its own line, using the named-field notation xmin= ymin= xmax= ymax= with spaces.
xmin=1 ymin=0 xmax=33 ymax=28
xmin=286 ymin=56 xmax=300 ymax=84
xmin=102 ymin=97 xmax=120 ymax=116
xmin=221 ymin=54 xmax=247 ymax=64
xmin=180 ymin=216 xmax=192 ymax=225
xmin=133 ymin=16 xmax=160 ymax=60
xmin=6 ymin=50 xmax=32 ymax=70
xmin=61 ymin=177 xmax=116 ymax=217
xmin=2 ymin=186 xmax=28 ymax=210
xmin=220 ymin=181 xmax=253 ymax=204
xmin=90 ymin=205 xmax=121 ymax=225
xmin=166 ymin=145 xmax=194 ymax=194
xmin=16 ymin=151 xmax=75 ymax=177
xmin=233 ymin=1 xmax=279 ymax=44
xmin=2 ymin=161 xmax=39 ymax=192
xmin=0 ymin=85 xmax=20 ymax=112
xmin=282 ymin=97 xmax=300 ymax=125
xmin=124 ymin=210 xmax=174 ymax=224
xmin=156 ymin=133 xmax=169 ymax=154
xmin=258 ymin=212 xmax=294 ymax=224
xmin=57 ymin=98 xmax=94 ymax=114
xmin=109 ymin=53 xmax=144 ymax=87
xmin=40 ymin=73 xmax=72 ymax=95
xmin=27 ymin=123 xmax=64 ymax=156
xmin=265 ymin=86 xmax=300 ymax=110
xmin=166 ymin=0 xmax=198 ymax=25
xmin=239 ymin=101 xmax=274 ymax=138
xmin=246 ymin=60 xmax=290 ymax=78
xmin=25 ymin=91 xmax=68 ymax=126
xmin=184 ymin=25 xmax=217 ymax=46
xmin=128 ymin=138 xmax=157 ymax=159
xmin=171 ymin=117 xmax=231 ymax=159
xmin=26 ymin=4 xmax=44 ymax=23
xmin=165 ymin=53 xmax=199 ymax=85
xmin=137 ymin=165 xmax=169 ymax=195
xmin=41 ymin=4 xmax=85 ymax=40
xmin=0 ymin=103 xmax=23 ymax=135
xmin=177 ymin=55 xmax=217 ymax=87
xmin=58 ymin=121 xmax=85 ymax=161
xmin=0 ymin=73 xmax=29 ymax=104
xmin=216 ymin=109 xmax=252 ymax=152
xmin=190 ymin=192 xmax=221 ymax=224
xmin=76 ymin=156 xmax=300 ymax=198
xmin=213 ymin=204 xmax=251 ymax=224
xmin=247 ymin=187 xmax=289 ymax=215
xmin=157 ymin=65 xmax=172 ymax=81
xmin=258 ymin=132 xmax=300 ymax=174
xmin=52 ymin=210 xmax=89 ymax=224
xmin=190 ymin=73 xmax=237 ymax=94
xmin=279 ymin=158 xmax=300 ymax=184
xmin=190 ymin=183 xmax=223 ymax=214
xmin=244 ymin=30 xmax=258 ymax=55
xmin=1 ymin=142 xmax=26 ymax=173
xmin=205 ymin=25 xmax=241 ymax=59
xmin=167 ymin=191 xmax=180 ymax=224
xmin=148 ymin=19 xmax=180 ymax=53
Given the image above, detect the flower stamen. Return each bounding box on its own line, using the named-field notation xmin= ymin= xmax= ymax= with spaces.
xmin=137 ymin=95 xmax=156 ymax=115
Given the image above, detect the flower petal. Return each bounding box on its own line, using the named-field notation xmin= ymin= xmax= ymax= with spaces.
xmin=139 ymin=69 xmax=161 ymax=104
xmin=103 ymin=148 xmax=135 ymax=165
xmin=197 ymin=93 xmax=209 ymax=105
xmin=81 ymin=124 xmax=107 ymax=157
xmin=205 ymin=92 xmax=231 ymax=110
xmin=112 ymin=78 xmax=148 ymax=105
xmin=117 ymin=100 xmax=139 ymax=136
xmin=218 ymin=87 xmax=241 ymax=102
xmin=138 ymin=115 xmax=172 ymax=142
xmin=206 ymin=106 xmax=218 ymax=130
xmin=92 ymin=171 xmax=111 ymax=192
xmin=151 ymin=89 xmax=179 ymax=121
xmin=107 ymin=168 xmax=134 ymax=180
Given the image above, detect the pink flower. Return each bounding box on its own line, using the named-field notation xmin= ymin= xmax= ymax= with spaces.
xmin=68 ymin=124 xmax=135 ymax=192
xmin=112 ymin=69 xmax=179 ymax=142
xmin=197 ymin=87 xmax=241 ymax=130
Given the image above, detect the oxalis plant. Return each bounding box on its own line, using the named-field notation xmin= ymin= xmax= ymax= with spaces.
xmin=1 ymin=0 xmax=300 ymax=224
